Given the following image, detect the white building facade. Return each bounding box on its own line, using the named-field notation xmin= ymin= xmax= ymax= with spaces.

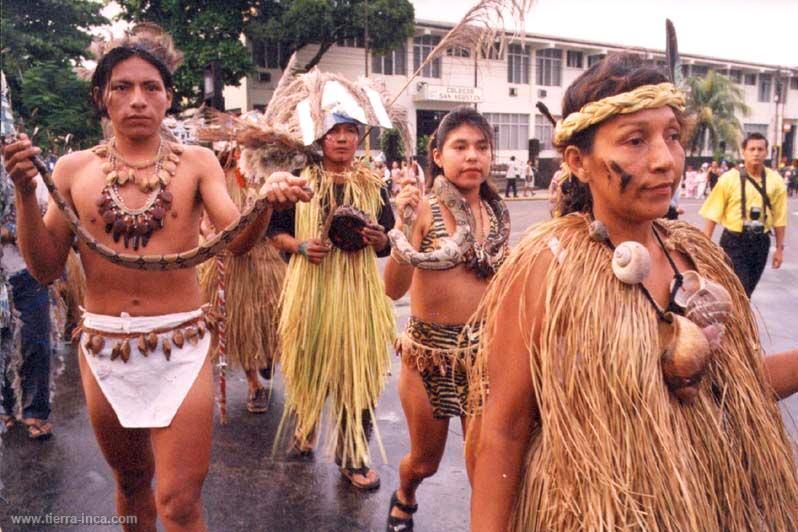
xmin=224 ymin=19 xmax=798 ymax=172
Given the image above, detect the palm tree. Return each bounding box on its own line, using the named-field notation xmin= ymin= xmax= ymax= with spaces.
xmin=685 ymin=70 xmax=750 ymax=157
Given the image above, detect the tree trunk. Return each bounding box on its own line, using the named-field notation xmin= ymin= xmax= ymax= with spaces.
xmin=303 ymin=41 xmax=335 ymax=71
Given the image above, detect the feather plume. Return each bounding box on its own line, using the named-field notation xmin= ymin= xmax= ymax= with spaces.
xmin=666 ymin=19 xmax=683 ymax=88
xmin=535 ymin=101 xmax=557 ymax=127
xmin=77 ymin=22 xmax=184 ymax=81
xmin=196 ymin=68 xmax=410 ymax=183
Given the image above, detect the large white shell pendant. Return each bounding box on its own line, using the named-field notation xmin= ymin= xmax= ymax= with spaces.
xmin=611 ymin=241 xmax=651 ymax=284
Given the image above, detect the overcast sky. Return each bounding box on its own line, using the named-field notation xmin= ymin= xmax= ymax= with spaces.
xmin=101 ymin=1 xmax=797 ymax=68
xmin=412 ymin=0 xmax=798 ymax=67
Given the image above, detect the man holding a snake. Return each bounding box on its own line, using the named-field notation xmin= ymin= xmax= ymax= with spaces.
xmin=2 ymin=25 xmax=309 ymax=531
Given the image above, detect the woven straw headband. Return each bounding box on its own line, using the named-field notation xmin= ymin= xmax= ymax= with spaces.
xmin=553 ymin=82 xmax=686 ymax=146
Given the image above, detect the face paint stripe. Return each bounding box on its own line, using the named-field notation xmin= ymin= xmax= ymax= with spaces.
xmin=609 ymin=161 xmax=634 ymax=192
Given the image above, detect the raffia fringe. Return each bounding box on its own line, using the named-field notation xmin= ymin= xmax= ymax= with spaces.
xmin=469 ymin=213 xmax=798 ymax=531
xmin=275 ymin=164 xmax=395 ymax=468
xmin=395 ymin=332 xmax=477 ymax=376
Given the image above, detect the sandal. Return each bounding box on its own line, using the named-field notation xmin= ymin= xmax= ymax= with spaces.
xmin=286 ymin=437 xmax=315 ymax=461
xmin=339 ymin=465 xmax=380 ymax=491
xmin=386 ymin=489 xmax=418 ymax=531
xmin=23 ymin=418 xmax=53 ymax=441
xmin=246 ymin=387 xmax=268 ymax=414
xmin=1 ymin=414 xmax=15 ymax=430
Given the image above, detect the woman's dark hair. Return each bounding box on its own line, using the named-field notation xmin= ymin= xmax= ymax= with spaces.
xmin=90 ymin=46 xmax=175 ymax=118
xmin=427 ymin=106 xmax=501 ymax=203
xmin=557 ymin=53 xmax=679 ymax=215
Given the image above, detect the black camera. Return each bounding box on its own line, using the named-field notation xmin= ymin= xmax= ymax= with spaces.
xmin=743 ymin=206 xmax=765 ymax=235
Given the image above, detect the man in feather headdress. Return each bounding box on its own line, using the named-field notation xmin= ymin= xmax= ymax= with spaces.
xmin=2 ymin=24 xmax=310 ymax=530
xmin=269 ymin=103 xmax=397 ymax=490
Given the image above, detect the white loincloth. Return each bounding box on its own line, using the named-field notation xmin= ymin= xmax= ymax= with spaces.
xmin=79 ymin=308 xmax=211 ymax=428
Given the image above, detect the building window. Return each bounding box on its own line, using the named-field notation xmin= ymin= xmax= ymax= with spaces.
xmin=483 ymin=113 xmax=529 ymax=150
xmin=252 ymin=40 xmax=290 ymax=69
xmin=368 ymin=127 xmax=381 ymax=152
xmin=566 ymin=50 xmax=583 ymax=68
xmin=744 ymin=73 xmax=756 ymax=86
xmin=446 ymin=47 xmax=470 ymax=58
xmin=691 ymin=65 xmax=708 ymax=77
xmin=587 ymin=53 xmax=605 ymax=68
xmin=338 ymin=34 xmax=365 ymax=48
xmin=791 ymin=77 xmax=798 ymax=90
xmin=727 ymin=69 xmax=742 ymax=83
xmin=758 ymin=74 xmax=772 ymax=102
xmin=372 ymin=45 xmax=406 ymax=76
xmin=535 ymin=48 xmax=562 ymax=87
xmin=479 ymin=42 xmax=503 ymax=60
xmin=507 ymin=44 xmax=530 ymax=84
xmin=414 ymin=35 xmax=441 ymax=78
xmin=743 ymin=123 xmax=768 ymax=138
xmin=534 ymin=114 xmax=558 ymax=151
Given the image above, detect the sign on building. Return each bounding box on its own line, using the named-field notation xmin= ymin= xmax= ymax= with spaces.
xmin=414 ymin=84 xmax=483 ymax=103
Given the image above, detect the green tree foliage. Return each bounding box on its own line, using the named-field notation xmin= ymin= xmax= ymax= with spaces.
xmin=686 ymin=70 xmax=750 ymax=156
xmin=20 ymin=62 xmax=101 ymax=152
xmin=116 ymin=0 xmax=414 ymax=106
xmin=380 ymin=128 xmax=404 ymax=164
xmin=115 ymin=0 xmax=255 ymax=107
xmin=1 ymin=0 xmax=107 ymax=148
xmin=248 ymin=0 xmax=415 ymax=71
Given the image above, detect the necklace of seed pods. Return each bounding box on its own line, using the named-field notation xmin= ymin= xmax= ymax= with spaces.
xmin=92 ymin=137 xmax=183 ymax=250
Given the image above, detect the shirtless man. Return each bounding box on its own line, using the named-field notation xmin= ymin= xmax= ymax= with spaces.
xmin=2 ymin=28 xmax=309 ymax=531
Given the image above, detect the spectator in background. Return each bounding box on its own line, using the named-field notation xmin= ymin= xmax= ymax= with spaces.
xmin=700 ymin=132 xmax=787 ymax=296
xmin=411 ymin=156 xmax=425 ymax=194
xmin=707 ymin=160 xmax=722 ymax=193
xmin=0 ymin=167 xmax=54 ymax=440
xmin=684 ymin=164 xmax=698 ymax=198
xmin=391 ymin=161 xmax=402 ymax=196
xmin=504 ymin=155 xmax=519 ymax=198
xmin=789 ymin=160 xmax=798 ymax=197
xmin=522 ymin=160 xmax=536 ymax=197
xmin=696 ymin=162 xmax=709 ymax=198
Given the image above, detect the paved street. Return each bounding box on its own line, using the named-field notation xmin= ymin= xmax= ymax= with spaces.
xmin=1 ymin=198 xmax=797 ymax=532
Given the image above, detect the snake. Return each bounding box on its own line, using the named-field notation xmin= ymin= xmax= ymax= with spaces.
xmin=1 ymin=135 xmax=308 ymax=271
xmin=388 ymin=176 xmax=510 ymax=275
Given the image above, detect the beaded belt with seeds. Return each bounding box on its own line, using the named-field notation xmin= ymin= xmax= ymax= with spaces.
xmin=72 ymin=308 xmax=221 ymax=363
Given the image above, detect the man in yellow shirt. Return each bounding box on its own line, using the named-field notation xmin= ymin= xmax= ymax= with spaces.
xmin=699 ymin=132 xmax=787 ymax=296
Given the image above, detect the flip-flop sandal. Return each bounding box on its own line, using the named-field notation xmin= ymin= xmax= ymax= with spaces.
xmin=339 ymin=465 xmax=381 ymax=491
xmin=246 ymin=387 xmax=268 ymax=414
xmin=386 ymin=490 xmax=418 ymax=531
xmin=1 ymin=415 xmax=15 ymax=430
xmin=286 ymin=437 xmax=315 ymax=461
xmin=23 ymin=419 xmax=53 ymax=441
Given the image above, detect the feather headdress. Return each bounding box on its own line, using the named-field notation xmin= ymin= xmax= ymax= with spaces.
xmin=77 ymin=22 xmax=184 ymax=80
xmin=197 ymin=53 xmax=410 ymax=185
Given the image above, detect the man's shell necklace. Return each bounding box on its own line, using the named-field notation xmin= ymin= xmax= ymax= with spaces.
xmin=93 ymin=137 xmax=182 ymax=250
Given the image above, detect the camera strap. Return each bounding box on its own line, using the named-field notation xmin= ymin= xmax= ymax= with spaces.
xmin=738 ymin=166 xmax=772 ymax=226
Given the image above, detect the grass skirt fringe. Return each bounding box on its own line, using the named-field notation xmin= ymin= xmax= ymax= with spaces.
xmin=200 ymin=240 xmax=285 ymax=370
xmin=470 ymin=213 xmax=798 ymax=531
xmin=276 ymin=164 xmax=395 ymax=468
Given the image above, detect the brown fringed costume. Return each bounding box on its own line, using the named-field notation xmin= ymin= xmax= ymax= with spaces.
xmin=200 ymin=168 xmax=285 ymax=371
xmin=471 ymin=213 xmax=798 ymax=531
